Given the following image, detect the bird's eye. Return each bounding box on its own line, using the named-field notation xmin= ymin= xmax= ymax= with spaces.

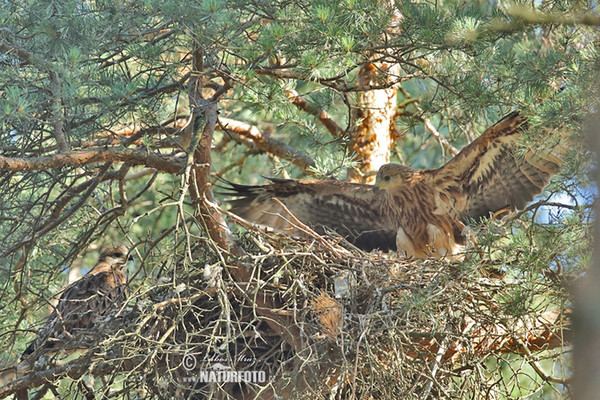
xmin=114 ymin=252 xmax=124 ymax=258
xmin=384 ymin=176 xmax=391 ymax=182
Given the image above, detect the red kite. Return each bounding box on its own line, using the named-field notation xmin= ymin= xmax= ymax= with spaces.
xmin=222 ymin=112 xmax=562 ymax=257
xmin=22 ymin=244 xmax=130 ymax=359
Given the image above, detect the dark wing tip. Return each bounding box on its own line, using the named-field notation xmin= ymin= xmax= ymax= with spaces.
xmin=213 ymin=177 xmax=262 ymax=197
xmin=491 ymin=110 xmax=528 ymax=137
xmin=500 ymin=110 xmax=522 ymax=121
xmin=262 ymin=175 xmax=295 ymax=184
xmin=21 ymin=342 xmax=35 ymax=360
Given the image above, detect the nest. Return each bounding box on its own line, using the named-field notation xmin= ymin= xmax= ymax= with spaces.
xmin=117 ymin=228 xmax=567 ymax=399
xmin=5 ymin=229 xmax=570 ymax=399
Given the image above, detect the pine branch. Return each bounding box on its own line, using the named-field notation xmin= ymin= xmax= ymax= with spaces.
xmin=218 ymin=117 xmax=316 ymax=173
xmin=0 ymin=148 xmax=186 ymax=173
xmin=285 ymin=89 xmax=345 ymax=137
xmin=504 ymin=5 xmax=600 ymax=28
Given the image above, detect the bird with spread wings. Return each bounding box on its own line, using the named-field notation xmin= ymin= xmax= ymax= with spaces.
xmin=21 ymin=244 xmax=131 ymax=360
xmin=220 ymin=112 xmax=563 ymax=258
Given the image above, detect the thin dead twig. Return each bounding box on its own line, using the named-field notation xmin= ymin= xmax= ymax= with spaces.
xmin=271 ymin=197 xmax=351 ymax=258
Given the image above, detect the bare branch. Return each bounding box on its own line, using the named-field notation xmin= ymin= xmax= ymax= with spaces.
xmin=98 ymin=28 xmax=176 ymax=68
xmin=422 ymin=117 xmax=459 ymax=157
xmin=185 ymin=47 xmax=245 ymax=258
xmin=0 ymin=356 xmax=144 ymax=398
xmin=271 ymin=197 xmax=350 ymax=257
xmin=0 ymin=31 xmax=47 ymax=67
xmin=218 ymin=117 xmax=315 ymax=174
xmin=0 ymin=148 xmax=186 ymax=174
xmin=1 ymin=164 xmax=113 ymax=257
xmin=285 ymin=89 xmax=344 ymax=137
xmin=187 ymin=48 xmax=305 ymax=353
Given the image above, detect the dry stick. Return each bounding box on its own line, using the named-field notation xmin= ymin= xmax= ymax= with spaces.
xmin=515 ymin=338 xmax=570 ymax=385
xmin=0 ymin=286 xmax=569 ymax=398
xmin=0 ymin=354 xmax=145 ymax=398
xmin=351 ymin=327 xmax=370 ymax=400
xmin=422 ymin=322 xmax=452 ymax=399
xmin=215 ymin=152 xmax=251 ymax=176
xmin=2 ymin=167 xmax=129 ymax=257
xmin=397 ymin=87 xmax=459 ymax=157
xmin=215 ymin=205 xmax=261 ymax=234
xmin=4 ymin=126 xmax=181 ymax=157
xmin=118 ymin=164 xmax=132 ymax=210
xmin=423 ymin=118 xmax=459 ymax=157
xmin=177 ymin=78 xmax=208 ymax=261
xmin=152 ymin=288 xmax=219 ymax=310
xmin=1 ymin=163 xmax=111 ymax=257
xmin=123 ymin=168 xmax=157 ymax=182
xmin=271 ymin=197 xmax=350 ymax=257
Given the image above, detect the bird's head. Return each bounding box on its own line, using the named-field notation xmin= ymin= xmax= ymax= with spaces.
xmin=98 ymin=244 xmax=133 ymax=268
xmin=374 ymin=164 xmax=416 ymax=190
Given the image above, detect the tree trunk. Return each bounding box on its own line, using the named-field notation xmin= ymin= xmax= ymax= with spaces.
xmin=347 ymin=62 xmax=399 ymax=183
xmin=347 ymin=0 xmax=402 ymax=183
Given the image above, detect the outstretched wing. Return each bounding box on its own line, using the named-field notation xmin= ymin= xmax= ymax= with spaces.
xmin=426 ymin=111 xmax=562 ymax=221
xmin=220 ymin=178 xmax=398 ymax=251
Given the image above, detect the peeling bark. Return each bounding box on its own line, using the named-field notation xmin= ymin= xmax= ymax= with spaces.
xmin=348 ymin=62 xmax=400 ymax=183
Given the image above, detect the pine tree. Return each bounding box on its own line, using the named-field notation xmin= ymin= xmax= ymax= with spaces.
xmin=0 ymin=0 xmax=596 ymax=398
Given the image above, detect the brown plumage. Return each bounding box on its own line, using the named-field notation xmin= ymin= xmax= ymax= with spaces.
xmin=221 ymin=112 xmax=563 ymax=257
xmin=21 ymin=244 xmax=131 ymax=360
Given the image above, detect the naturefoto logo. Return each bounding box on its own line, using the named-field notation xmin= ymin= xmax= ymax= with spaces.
xmin=181 ymin=353 xmax=268 ymax=383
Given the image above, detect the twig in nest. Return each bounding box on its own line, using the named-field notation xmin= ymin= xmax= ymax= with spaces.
xmin=515 ymin=338 xmax=570 ymax=385
xmin=422 ymin=319 xmax=452 ymax=399
xmin=152 ymin=288 xmax=219 ymax=310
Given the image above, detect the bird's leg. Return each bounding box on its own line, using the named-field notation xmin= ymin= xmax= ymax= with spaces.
xmin=395 ymin=227 xmax=417 ymax=257
xmin=426 ymin=224 xmax=446 ymax=257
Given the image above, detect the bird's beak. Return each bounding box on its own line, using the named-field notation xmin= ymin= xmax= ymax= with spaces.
xmin=128 ymin=254 xmax=134 ymax=262
xmin=372 ymin=183 xmax=381 ymax=192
